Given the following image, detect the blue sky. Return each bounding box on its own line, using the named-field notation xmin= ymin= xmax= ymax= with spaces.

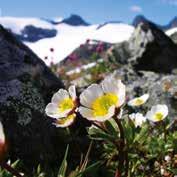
xmin=0 ymin=0 xmax=177 ymax=25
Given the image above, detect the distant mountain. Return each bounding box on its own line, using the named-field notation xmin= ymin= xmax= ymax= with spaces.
xmin=60 ymin=14 xmax=90 ymax=26
xmin=14 ymin=25 xmax=57 ymax=42
xmin=0 ymin=17 xmax=57 ymax=42
xmin=164 ymin=16 xmax=177 ymax=30
xmin=132 ymin=15 xmax=177 ymax=31
xmin=4 ymin=14 xmax=177 ymax=66
xmin=132 ymin=15 xmax=147 ymax=27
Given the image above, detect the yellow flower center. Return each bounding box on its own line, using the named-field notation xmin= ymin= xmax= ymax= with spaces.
xmin=56 ymin=114 xmax=76 ymax=125
xmin=154 ymin=112 xmax=164 ymax=121
xmin=92 ymin=93 xmax=118 ymax=117
xmin=58 ymin=98 xmax=74 ymax=112
xmin=134 ymin=98 xmax=144 ymax=106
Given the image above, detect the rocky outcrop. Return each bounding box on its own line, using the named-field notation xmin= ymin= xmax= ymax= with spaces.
xmin=0 ymin=25 xmax=65 ymax=167
xmin=112 ymin=68 xmax=177 ymax=123
xmin=132 ymin=15 xmax=147 ymax=27
xmin=127 ymin=21 xmax=177 ymax=73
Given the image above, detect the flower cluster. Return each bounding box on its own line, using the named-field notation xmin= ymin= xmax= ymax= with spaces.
xmin=128 ymin=94 xmax=168 ymax=126
xmin=45 ymin=76 xmax=169 ymax=127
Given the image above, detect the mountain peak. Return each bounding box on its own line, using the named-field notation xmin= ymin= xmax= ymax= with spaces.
xmin=169 ymin=16 xmax=177 ymax=28
xmin=132 ymin=15 xmax=147 ymax=27
xmin=61 ymin=14 xmax=90 ymax=26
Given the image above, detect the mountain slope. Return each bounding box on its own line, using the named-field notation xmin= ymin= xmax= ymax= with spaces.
xmin=0 ymin=16 xmax=134 ymax=65
xmin=25 ymin=23 xmax=134 ymax=65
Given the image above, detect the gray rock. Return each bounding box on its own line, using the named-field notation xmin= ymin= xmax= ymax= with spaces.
xmin=168 ymin=32 xmax=177 ymax=44
xmin=113 ymin=68 xmax=177 ymax=122
xmin=0 ymin=25 xmax=66 ymax=167
xmin=129 ymin=22 xmax=177 ymax=73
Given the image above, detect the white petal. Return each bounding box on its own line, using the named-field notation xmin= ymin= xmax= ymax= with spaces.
xmin=146 ymin=110 xmax=154 ymax=121
xmin=79 ymin=105 xmax=115 ymax=122
xmin=68 ymin=85 xmax=76 ymax=100
xmin=0 ymin=122 xmax=5 ymax=143
xmin=45 ymin=103 xmax=59 ymax=118
xmin=129 ymin=113 xmax=136 ymax=120
xmin=146 ymin=104 xmax=168 ymax=122
xmin=101 ymin=77 xmax=118 ymax=94
xmin=79 ymin=106 xmax=93 ymax=119
xmin=101 ymin=78 xmax=126 ymax=107
xmin=51 ymin=89 xmax=69 ymax=104
xmin=161 ymin=105 xmax=168 ymax=117
xmin=93 ymin=105 xmax=115 ymax=122
xmin=140 ymin=94 xmax=149 ymax=102
xmin=128 ymin=93 xmax=149 ymax=107
xmin=134 ymin=113 xmax=146 ymax=127
xmin=45 ymin=103 xmax=71 ymax=118
xmin=80 ymin=84 xmax=103 ymax=108
xmin=54 ymin=114 xmax=76 ymax=128
xmin=154 ymin=105 xmax=168 ymax=117
xmin=117 ymin=82 xmax=126 ymax=106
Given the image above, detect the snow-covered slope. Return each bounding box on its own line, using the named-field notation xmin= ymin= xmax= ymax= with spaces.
xmin=0 ymin=16 xmax=134 ymax=65
xmin=91 ymin=23 xmax=134 ymax=43
xmin=166 ymin=27 xmax=177 ymax=36
xmin=26 ymin=23 xmax=134 ymax=65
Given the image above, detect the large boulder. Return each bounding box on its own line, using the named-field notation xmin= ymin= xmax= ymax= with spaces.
xmin=129 ymin=21 xmax=177 ymax=73
xmin=0 ymin=25 xmax=66 ymax=167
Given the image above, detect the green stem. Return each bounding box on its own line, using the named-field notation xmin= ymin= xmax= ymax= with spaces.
xmin=92 ymin=122 xmax=108 ymax=133
xmin=163 ymin=121 xmax=167 ymax=142
xmin=115 ymin=118 xmax=125 ymax=175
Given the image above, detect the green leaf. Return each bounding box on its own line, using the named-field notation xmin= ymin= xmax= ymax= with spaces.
xmin=87 ymin=126 xmax=115 ymax=142
xmin=104 ymin=119 xmax=119 ymax=137
xmin=167 ymin=167 xmax=177 ymax=175
xmin=134 ymin=123 xmax=149 ymax=145
xmin=58 ymin=145 xmax=69 ymax=177
xmin=122 ymin=118 xmax=135 ymax=144
xmin=75 ymin=161 xmax=102 ymax=177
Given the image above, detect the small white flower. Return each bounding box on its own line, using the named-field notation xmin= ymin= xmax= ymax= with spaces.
xmin=0 ymin=121 xmax=7 ymax=162
xmin=79 ymin=77 xmax=125 ymax=122
xmin=146 ymin=104 xmax=168 ymax=122
xmin=0 ymin=122 xmax=5 ymax=145
xmin=45 ymin=85 xmax=77 ymax=127
xmin=128 ymin=94 xmax=149 ymax=107
xmin=160 ymin=167 xmax=165 ymax=175
xmin=45 ymin=85 xmax=76 ymax=119
xmin=164 ymin=155 xmax=171 ymax=162
xmin=129 ymin=113 xmax=146 ymax=127
xmin=54 ymin=114 xmax=76 ymax=128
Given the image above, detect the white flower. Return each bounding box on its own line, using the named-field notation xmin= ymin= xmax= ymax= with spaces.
xmin=129 ymin=113 xmax=146 ymax=127
xmin=128 ymin=94 xmax=149 ymax=107
xmin=160 ymin=167 xmax=165 ymax=175
xmin=0 ymin=122 xmax=5 ymax=145
xmin=54 ymin=114 xmax=76 ymax=128
xmin=79 ymin=77 xmax=125 ymax=122
xmin=45 ymin=85 xmax=77 ymax=127
xmin=164 ymin=155 xmax=171 ymax=162
xmin=146 ymin=104 xmax=168 ymax=122
xmin=0 ymin=121 xmax=7 ymax=162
